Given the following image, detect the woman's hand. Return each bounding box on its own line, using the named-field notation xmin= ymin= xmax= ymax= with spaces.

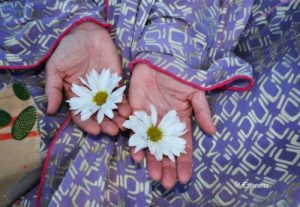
xmin=128 ymin=63 xmax=216 ymax=189
xmin=45 ymin=22 xmax=131 ymax=136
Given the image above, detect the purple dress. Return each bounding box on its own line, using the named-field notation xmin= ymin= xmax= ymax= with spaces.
xmin=0 ymin=0 xmax=299 ymax=206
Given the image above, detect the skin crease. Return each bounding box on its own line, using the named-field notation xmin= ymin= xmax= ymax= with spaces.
xmin=129 ymin=64 xmax=216 ymax=189
xmin=45 ymin=22 xmax=131 ymax=136
xmin=46 ymin=22 xmax=216 ymax=189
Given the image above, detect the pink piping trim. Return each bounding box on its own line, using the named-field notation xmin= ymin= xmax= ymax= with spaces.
xmin=0 ymin=18 xmax=111 ymax=70
xmin=36 ymin=116 xmax=72 ymax=207
xmin=129 ymin=59 xmax=254 ymax=92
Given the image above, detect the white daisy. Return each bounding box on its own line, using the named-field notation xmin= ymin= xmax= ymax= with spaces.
xmin=67 ymin=69 xmax=126 ymax=124
xmin=124 ymin=105 xmax=187 ymax=162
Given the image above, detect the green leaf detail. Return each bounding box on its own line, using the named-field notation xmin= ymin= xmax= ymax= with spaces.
xmin=13 ymin=83 xmax=30 ymax=101
xmin=12 ymin=106 xmax=37 ymax=140
xmin=0 ymin=109 xmax=11 ymax=127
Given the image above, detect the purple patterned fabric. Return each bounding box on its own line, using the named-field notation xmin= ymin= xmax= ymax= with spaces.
xmin=0 ymin=0 xmax=300 ymax=207
xmin=0 ymin=1 xmax=108 ymax=67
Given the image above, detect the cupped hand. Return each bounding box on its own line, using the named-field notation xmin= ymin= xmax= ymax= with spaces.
xmin=128 ymin=63 xmax=216 ymax=189
xmin=45 ymin=22 xmax=131 ymax=136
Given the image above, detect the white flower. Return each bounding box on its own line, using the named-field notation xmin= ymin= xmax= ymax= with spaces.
xmin=124 ymin=105 xmax=187 ymax=162
xmin=67 ymin=69 xmax=126 ymax=124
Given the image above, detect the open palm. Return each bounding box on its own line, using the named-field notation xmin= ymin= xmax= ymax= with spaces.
xmin=128 ymin=63 xmax=216 ymax=189
xmin=46 ymin=22 xmax=130 ymax=135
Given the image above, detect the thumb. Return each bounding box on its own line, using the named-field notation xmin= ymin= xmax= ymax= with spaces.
xmin=45 ymin=61 xmax=64 ymax=114
xmin=191 ymin=91 xmax=216 ymax=135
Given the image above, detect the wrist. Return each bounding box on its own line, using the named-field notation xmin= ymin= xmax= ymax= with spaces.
xmin=70 ymin=22 xmax=109 ymax=43
xmin=72 ymin=22 xmax=107 ymax=33
xmin=69 ymin=22 xmax=110 ymax=47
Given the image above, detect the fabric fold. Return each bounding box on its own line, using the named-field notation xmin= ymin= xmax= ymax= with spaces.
xmin=131 ymin=0 xmax=254 ymax=91
xmin=0 ymin=0 xmax=110 ymax=69
xmin=130 ymin=52 xmax=253 ymax=91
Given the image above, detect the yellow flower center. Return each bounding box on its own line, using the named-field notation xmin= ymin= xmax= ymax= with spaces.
xmin=147 ymin=126 xmax=163 ymax=142
xmin=93 ymin=91 xmax=108 ymax=106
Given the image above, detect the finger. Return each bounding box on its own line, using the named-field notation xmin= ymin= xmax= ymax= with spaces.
xmin=71 ymin=112 xmax=101 ymax=135
xmin=100 ymin=117 xmax=119 ymax=136
xmin=130 ymin=147 xmax=145 ymax=163
xmin=146 ymin=150 xmax=162 ymax=181
xmin=113 ymin=114 xmax=126 ymax=131
xmin=191 ymin=91 xmax=216 ymax=135
xmin=45 ymin=61 xmax=64 ymax=114
xmin=63 ymin=82 xmax=75 ymax=99
xmin=161 ymin=157 xmax=177 ymax=189
xmin=176 ymin=116 xmax=193 ymax=184
xmin=118 ymin=98 xmax=132 ymax=119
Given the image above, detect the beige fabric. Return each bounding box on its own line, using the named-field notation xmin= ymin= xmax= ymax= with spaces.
xmin=0 ymin=85 xmax=40 ymax=207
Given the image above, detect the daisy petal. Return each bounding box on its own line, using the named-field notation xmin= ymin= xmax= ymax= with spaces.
xmin=165 ymin=151 xmax=175 ymax=162
xmin=123 ymin=120 xmax=132 ymax=129
xmin=150 ymin=105 xmax=157 ymax=126
xmin=148 ymin=141 xmax=158 ymax=155
xmin=81 ymin=110 xmax=93 ymax=121
xmin=79 ymin=77 xmax=90 ymax=88
xmin=128 ymin=134 xmax=147 ymax=147
xmin=97 ymin=69 xmax=110 ymax=91
xmin=87 ymin=69 xmax=100 ymax=92
xmin=134 ymin=141 xmax=148 ymax=153
xmin=163 ymin=123 xmax=187 ymax=137
xmin=124 ymin=115 xmax=149 ymax=135
xmin=110 ymin=86 xmax=126 ymax=103
xmin=97 ymin=111 xmax=105 ymax=124
xmin=133 ymin=111 xmax=151 ymax=127
xmin=107 ymin=73 xmax=121 ymax=93
xmin=163 ymin=136 xmax=186 ymax=156
xmin=67 ymin=98 xmax=96 ymax=112
xmin=71 ymin=84 xmax=92 ymax=98
xmin=158 ymin=110 xmax=177 ymax=130
xmin=154 ymin=151 xmax=163 ymax=161
xmin=101 ymin=105 xmax=114 ymax=119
